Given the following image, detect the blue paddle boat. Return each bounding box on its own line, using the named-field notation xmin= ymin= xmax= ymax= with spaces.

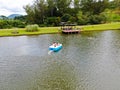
xmin=49 ymin=43 xmax=62 ymax=52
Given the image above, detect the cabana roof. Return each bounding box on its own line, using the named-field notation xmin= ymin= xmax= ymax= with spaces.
xmin=60 ymin=22 xmax=77 ymax=26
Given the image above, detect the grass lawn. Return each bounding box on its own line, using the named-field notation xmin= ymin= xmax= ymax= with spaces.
xmin=0 ymin=22 xmax=120 ymax=37
xmin=0 ymin=27 xmax=60 ymax=37
xmin=81 ymin=22 xmax=120 ymax=31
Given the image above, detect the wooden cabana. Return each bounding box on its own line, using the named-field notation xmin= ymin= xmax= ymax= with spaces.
xmin=60 ymin=22 xmax=80 ymax=34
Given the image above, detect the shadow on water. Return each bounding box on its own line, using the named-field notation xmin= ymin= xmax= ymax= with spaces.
xmin=33 ymin=60 xmax=78 ymax=90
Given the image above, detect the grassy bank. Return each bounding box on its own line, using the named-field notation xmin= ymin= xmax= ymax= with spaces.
xmin=0 ymin=22 xmax=120 ymax=37
xmin=0 ymin=27 xmax=60 ymax=37
xmin=81 ymin=22 xmax=120 ymax=31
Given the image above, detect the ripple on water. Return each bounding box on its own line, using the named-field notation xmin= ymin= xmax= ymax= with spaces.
xmin=0 ymin=56 xmax=80 ymax=90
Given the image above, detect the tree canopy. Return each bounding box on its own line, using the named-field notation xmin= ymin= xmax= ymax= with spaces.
xmin=23 ymin=0 xmax=120 ymax=26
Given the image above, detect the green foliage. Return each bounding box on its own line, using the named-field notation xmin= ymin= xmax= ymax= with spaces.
xmin=61 ymin=14 xmax=72 ymax=22
xmin=89 ymin=14 xmax=107 ymax=24
xmin=77 ymin=17 xmax=88 ymax=25
xmin=14 ymin=15 xmax=27 ymax=22
xmin=77 ymin=10 xmax=107 ymax=25
xmin=0 ymin=20 xmax=26 ymax=29
xmin=80 ymin=0 xmax=109 ymax=15
xmin=55 ymin=0 xmax=72 ymax=16
xmin=0 ymin=20 xmax=9 ymax=29
xmin=77 ymin=11 xmax=88 ymax=25
xmin=69 ymin=16 xmax=77 ymax=23
xmin=45 ymin=17 xmax=61 ymax=26
xmin=24 ymin=0 xmax=48 ymax=24
xmin=47 ymin=0 xmax=58 ymax=17
xmin=24 ymin=0 xmax=72 ymax=24
xmin=10 ymin=20 xmax=25 ymax=27
xmin=109 ymin=0 xmax=120 ymax=9
xmin=26 ymin=24 xmax=39 ymax=32
xmin=23 ymin=0 xmax=120 ymax=26
xmin=102 ymin=9 xmax=120 ymax=22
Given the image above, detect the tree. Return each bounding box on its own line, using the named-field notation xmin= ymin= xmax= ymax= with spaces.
xmin=24 ymin=0 xmax=47 ymax=24
xmin=67 ymin=0 xmax=80 ymax=17
xmin=93 ymin=0 xmax=109 ymax=14
xmin=47 ymin=0 xmax=57 ymax=17
xmin=80 ymin=0 xmax=109 ymax=15
xmin=77 ymin=11 xmax=89 ymax=25
xmin=24 ymin=0 xmax=73 ymax=24
xmin=14 ymin=15 xmax=27 ymax=22
xmin=0 ymin=15 xmax=8 ymax=20
xmin=113 ymin=0 xmax=120 ymax=8
xmin=61 ymin=14 xmax=72 ymax=22
xmin=55 ymin=0 xmax=72 ymax=16
xmin=24 ymin=5 xmax=36 ymax=24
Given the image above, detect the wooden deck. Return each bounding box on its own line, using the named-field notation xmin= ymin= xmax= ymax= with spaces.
xmin=62 ymin=29 xmax=80 ymax=34
xmin=60 ymin=22 xmax=81 ymax=34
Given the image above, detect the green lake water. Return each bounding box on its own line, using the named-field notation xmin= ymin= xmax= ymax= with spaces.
xmin=0 ymin=30 xmax=120 ymax=90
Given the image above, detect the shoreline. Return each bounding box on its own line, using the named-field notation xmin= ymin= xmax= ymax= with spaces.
xmin=0 ymin=22 xmax=120 ymax=37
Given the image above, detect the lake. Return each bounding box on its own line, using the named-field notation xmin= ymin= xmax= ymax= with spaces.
xmin=0 ymin=30 xmax=120 ymax=90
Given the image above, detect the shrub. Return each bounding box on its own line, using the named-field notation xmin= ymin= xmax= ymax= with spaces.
xmin=77 ymin=17 xmax=88 ymax=25
xmin=45 ymin=17 xmax=61 ymax=26
xmin=26 ymin=24 xmax=39 ymax=32
xmin=0 ymin=20 xmax=26 ymax=29
xmin=61 ymin=14 xmax=72 ymax=22
xmin=0 ymin=20 xmax=12 ymax=29
xmin=88 ymin=14 xmax=107 ymax=24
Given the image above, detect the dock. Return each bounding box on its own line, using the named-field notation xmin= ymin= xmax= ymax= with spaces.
xmin=62 ymin=29 xmax=80 ymax=34
xmin=60 ymin=22 xmax=80 ymax=34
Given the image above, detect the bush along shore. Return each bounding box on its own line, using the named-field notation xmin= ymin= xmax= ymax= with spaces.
xmin=0 ymin=22 xmax=120 ymax=37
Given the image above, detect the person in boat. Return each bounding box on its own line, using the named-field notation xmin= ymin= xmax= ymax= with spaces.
xmin=53 ymin=42 xmax=57 ymax=47
xmin=57 ymin=43 xmax=60 ymax=46
xmin=53 ymin=42 xmax=59 ymax=47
